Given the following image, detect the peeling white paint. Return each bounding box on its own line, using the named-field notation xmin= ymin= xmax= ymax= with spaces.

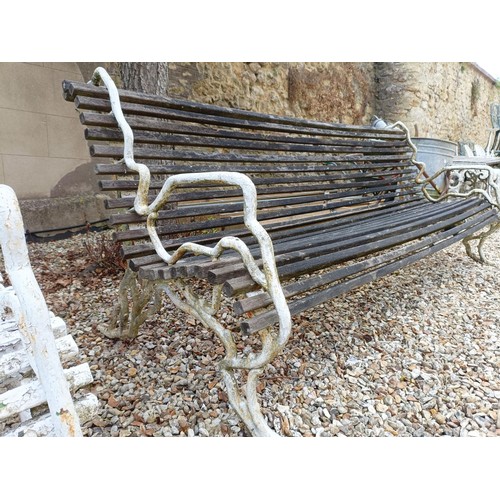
xmin=0 ymin=184 xmax=94 ymax=436
xmin=91 ymin=67 xmax=293 ymax=436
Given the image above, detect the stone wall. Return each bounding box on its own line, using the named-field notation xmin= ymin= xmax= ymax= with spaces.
xmin=375 ymin=62 xmax=500 ymax=145
xmin=168 ymin=62 xmax=500 ymax=146
xmin=167 ymin=62 xmax=377 ymax=124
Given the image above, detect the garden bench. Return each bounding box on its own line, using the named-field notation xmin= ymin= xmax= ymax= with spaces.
xmin=0 ymin=185 xmax=98 ymax=437
xmin=62 ymin=67 xmax=500 ymax=436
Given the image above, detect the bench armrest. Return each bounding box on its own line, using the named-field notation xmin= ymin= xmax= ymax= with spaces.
xmin=426 ymin=163 xmax=500 ymax=208
xmin=89 ymin=67 xmax=292 ymax=360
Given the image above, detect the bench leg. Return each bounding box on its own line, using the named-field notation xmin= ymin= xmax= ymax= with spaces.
xmin=462 ymin=221 xmax=500 ymax=266
xmin=160 ymin=281 xmax=280 ymax=437
xmin=100 ymin=270 xmax=279 ymax=435
xmin=221 ymin=367 xmax=278 ymax=437
xmin=100 ymin=267 xmax=162 ymax=339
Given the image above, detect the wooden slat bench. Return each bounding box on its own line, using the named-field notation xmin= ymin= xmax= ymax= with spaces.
xmin=62 ymin=67 xmax=500 ymax=436
xmin=0 ymin=185 xmax=98 ymax=437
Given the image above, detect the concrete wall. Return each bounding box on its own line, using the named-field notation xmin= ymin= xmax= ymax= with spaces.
xmin=0 ymin=62 xmax=105 ymax=233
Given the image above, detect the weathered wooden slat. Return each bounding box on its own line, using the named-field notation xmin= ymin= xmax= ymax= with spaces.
xmin=126 ymin=192 xmax=423 ymax=262
xmin=240 ymin=210 xmax=499 ymax=334
xmin=95 ymin=161 xmax=415 ymax=176
xmin=114 ymin=181 xmax=417 ymax=243
xmin=81 ymin=112 xmax=407 ymax=146
xmin=74 ymin=95 xmax=408 ymax=142
xmin=212 ymin=198 xmax=481 ymax=287
xmin=223 ymin=201 xmax=489 ymax=296
xmin=207 ymin=197 xmax=480 ymax=285
xmin=85 ymin=127 xmax=408 ymax=154
xmin=99 ymin=170 xmax=414 ymax=194
xmin=132 ymin=198 xmax=430 ymax=274
xmin=108 ymin=170 xmax=415 ymax=225
xmin=257 ymin=197 xmax=428 ymax=245
xmin=140 ymin=195 xmax=471 ymax=290
xmin=64 ymin=81 xmax=406 ymax=138
xmin=116 ymin=186 xmax=419 ymax=246
xmin=136 ymin=198 xmax=448 ymax=280
xmin=234 ymin=209 xmax=493 ymax=315
xmin=90 ymin=142 xmax=411 ymax=162
xmin=141 ymin=200 xmax=435 ymax=280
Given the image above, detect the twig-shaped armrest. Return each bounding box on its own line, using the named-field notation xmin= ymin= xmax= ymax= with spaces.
xmin=89 ymin=67 xmax=292 ymax=355
xmin=384 ymin=121 xmax=500 ymax=208
xmin=385 ymin=121 xmax=445 ymax=199
xmin=421 ymin=163 xmax=500 ymax=208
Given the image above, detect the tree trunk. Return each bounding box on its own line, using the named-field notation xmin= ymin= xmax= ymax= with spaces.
xmin=118 ymin=63 xmax=173 ymax=219
xmin=119 ymin=62 xmax=169 ymax=94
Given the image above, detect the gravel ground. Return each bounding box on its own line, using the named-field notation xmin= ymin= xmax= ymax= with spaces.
xmin=4 ymin=228 xmax=500 ymax=437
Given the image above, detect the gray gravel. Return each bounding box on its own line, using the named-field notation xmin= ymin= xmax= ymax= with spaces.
xmin=7 ymin=228 xmax=500 ymax=437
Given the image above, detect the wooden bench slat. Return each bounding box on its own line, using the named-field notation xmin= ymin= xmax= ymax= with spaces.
xmin=132 ymin=198 xmax=430 ymax=273
xmin=64 ymin=81 xmax=406 ymax=138
xmin=95 ymin=161 xmax=415 ymax=176
xmin=109 ymin=172 xmax=416 ymax=225
xmin=137 ymin=198 xmax=447 ymax=281
xmin=104 ymin=172 xmax=419 ymax=208
xmin=114 ymin=181 xmax=419 ymax=243
xmin=234 ymin=207 xmax=495 ymax=314
xmin=206 ymin=198 xmax=480 ymax=285
xmin=85 ymin=127 xmax=408 ymax=153
xmin=240 ymin=209 xmax=498 ymax=334
xmin=90 ymin=143 xmax=412 ymax=163
xmin=223 ymin=200 xmax=490 ymax=296
xmin=74 ymin=95 xmax=409 ymax=141
xmin=100 ymin=172 xmax=414 ymax=194
xmin=82 ymin=112 xmax=407 ymax=146
xmin=126 ymin=193 xmax=423 ymax=262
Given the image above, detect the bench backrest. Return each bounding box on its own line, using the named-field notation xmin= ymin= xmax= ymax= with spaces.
xmin=62 ymin=79 xmax=420 ymax=269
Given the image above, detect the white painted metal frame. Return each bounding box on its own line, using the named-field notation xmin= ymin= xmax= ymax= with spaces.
xmin=90 ymin=67 xmax=292 ymax=436
xmin=386 ymin=120 xmax=500 ymax=208
xmin=386 ymin=121 xmax=500 ymax=265
xmin=0 ymin=184 xmax=84 ymax=436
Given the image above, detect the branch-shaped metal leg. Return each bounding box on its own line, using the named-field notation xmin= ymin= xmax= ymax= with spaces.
xmin=160 ymin=281 xmax=281 ymax=437
xmin=101 ymin=267 xmax=162 ymax=340
xmin=462 ymin=221 xmax=500 ymax=266
xmin=221 ymin=367 xmax=278 ymax=437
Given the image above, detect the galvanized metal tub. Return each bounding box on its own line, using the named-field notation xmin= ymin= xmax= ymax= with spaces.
xmin=411 ymin=137 xmax=457 ymax=190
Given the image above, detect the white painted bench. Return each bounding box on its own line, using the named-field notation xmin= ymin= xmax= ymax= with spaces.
xmin=0 ymin=184 xmax=98 ymax=437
